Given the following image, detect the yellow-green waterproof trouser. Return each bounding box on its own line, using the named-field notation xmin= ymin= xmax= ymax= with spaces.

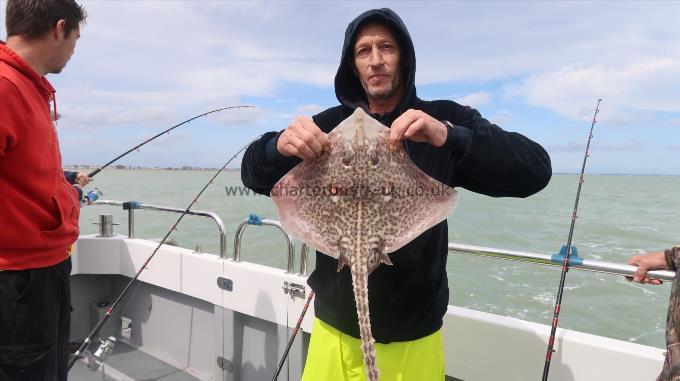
xmin=302 ymin=318 xmax=445 ymax=381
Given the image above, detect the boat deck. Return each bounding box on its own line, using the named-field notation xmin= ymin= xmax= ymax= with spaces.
xmin=71 ymin=341 xmax=202 ymax=381
xmin=67 ymin=202 xmax=669 ymax=381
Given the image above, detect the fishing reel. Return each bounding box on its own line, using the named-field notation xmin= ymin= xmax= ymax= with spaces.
xmin=85 ymin=336 xmax=116 ymax=371
xmin=81 ymin=187 xmax=103 ymax=206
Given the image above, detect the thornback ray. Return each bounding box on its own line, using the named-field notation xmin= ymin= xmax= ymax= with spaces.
xmin=271 ymin=107 xmax=458 ymax=380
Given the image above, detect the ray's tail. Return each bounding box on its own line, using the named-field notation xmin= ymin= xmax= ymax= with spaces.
xmin=351 ymin=266 xmax=379 ymax=381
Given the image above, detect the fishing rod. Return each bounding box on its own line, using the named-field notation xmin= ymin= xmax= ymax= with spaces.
xmin=272 ymin=291 xmax=315 ymax=381
xmin=87 ymin=106 xmax=253 ymax=178
xmin=541 ymin=99 xmax=602 ymax=381
xmin=68 ymin=136 xmax=259 ymax=371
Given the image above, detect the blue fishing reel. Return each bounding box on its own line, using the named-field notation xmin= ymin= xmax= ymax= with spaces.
xmin=81 ymin=187 xmax=103 ymax=205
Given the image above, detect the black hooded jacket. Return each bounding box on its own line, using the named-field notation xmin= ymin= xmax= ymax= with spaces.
xmin=240 ymin=8 xmax=552 ymax=343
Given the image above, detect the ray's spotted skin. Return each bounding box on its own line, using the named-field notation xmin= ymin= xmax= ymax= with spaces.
xmin=272 ymin=108 xmax=458 ymax=380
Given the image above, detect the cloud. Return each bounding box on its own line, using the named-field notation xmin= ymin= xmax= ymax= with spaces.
xmin=548 ymin=139 xmax=645 ymax=153
xmin=3 ymin=1 xmax=679 ymax=173
xmin=4 ymin=1 xmax=678 ymax=124
xmin=24 ymin=1 xmax=345 ymax=132
xmin=508 ymin=59 xmax=680 ymax=123
xmin=211 ymin=106 xmax=267 ymax=126
xmin=489 ymin=111 xmax=512 ymax=126
xmin=57 ymin=105 xmax=173 ymax=129
xmin=663 ymin=119 xmax=680 ymax=128
xmin=137 ymin=131 xmax=193 ymax=148
xmin=454 ymin=91 xmax=491 ymax=108
xmin=295 ymin=104 xmax=326 ymax=115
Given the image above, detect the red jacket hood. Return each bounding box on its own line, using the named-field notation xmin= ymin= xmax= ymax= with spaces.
xmin=0 ymin=41 xmax=56 ymax=105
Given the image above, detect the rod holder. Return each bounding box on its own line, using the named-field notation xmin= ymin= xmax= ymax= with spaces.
xmin=96 ymin=214 xmax=115 ymax=238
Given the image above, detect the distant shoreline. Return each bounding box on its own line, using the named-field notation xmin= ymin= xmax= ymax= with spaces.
xmin=551 ymin=172 xmax=680 ymax=176
xmin=63 ymin=165 xmax=240 ymax=172
xmin=62 ymin=166 xmax=677 ymax=176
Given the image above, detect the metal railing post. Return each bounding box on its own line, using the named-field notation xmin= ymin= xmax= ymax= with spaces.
xmin=447 ymin=242 xmax=676 ymax=281
xmin=232 ymin=216 xmax=295 ymax=273
xmin=128 ymin=209 xmax=135 ymax=238
xmin=299 ymin=243 xmax=309 ymax=276
xmin=93 ymin=200 xmax=226 ymax=258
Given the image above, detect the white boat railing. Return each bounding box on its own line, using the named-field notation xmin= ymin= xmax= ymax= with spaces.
xmin=91 ymin=200 xmax=227 ymax=258
xmin=233 ymin=215 xmax=296 ymax=273
xmin=447 ymin=242 xmax=676 ymax=281
xmin=86 ymin=203 xmax=676 ymax=282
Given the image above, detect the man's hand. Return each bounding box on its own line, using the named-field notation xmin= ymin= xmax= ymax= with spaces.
xmin=389 ymin=109 xmax=448 ymax=149
xmin=627 ymin=251 xmax=667 ymax=285
xmin=277 ymin=116 xmax=331 ymax=161
xmin=75 ymin=172 xmax=92 ymax=187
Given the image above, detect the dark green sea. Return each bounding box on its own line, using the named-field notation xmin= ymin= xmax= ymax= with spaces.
xmin=77 ymin=170 xmax=680 ymax=349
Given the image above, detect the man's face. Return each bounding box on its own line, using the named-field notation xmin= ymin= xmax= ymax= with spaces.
xmin=353 ymin=23 xmax=401 ymax=102
xmin=49 ymin=24 xmax=79 ymax=74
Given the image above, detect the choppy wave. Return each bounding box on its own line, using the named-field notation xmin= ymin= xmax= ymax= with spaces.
xmin=78 ymin=172 xmax=680 ymax=349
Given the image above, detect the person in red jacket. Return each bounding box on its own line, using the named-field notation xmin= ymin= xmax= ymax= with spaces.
xmin=0 ymin=1 xmax=87 ymax=380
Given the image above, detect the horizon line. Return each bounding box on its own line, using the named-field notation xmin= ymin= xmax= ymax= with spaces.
xmin=62 ymin=165 xmax=679 ymax=177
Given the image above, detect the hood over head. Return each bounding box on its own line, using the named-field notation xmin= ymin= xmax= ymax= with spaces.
xmin=334 ymin=8 xmax=416 ymax=115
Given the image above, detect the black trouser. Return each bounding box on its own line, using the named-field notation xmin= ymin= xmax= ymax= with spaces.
xmin=0 ymin=257 xmax=71 ymax=381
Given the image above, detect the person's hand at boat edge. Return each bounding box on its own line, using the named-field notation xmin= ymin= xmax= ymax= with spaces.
xmin=627 ymin=251 xmax=667 ymax=285
xmin=277 ymin=116 xmax=331 ymax=161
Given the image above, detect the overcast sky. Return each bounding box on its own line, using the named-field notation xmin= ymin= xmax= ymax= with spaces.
xmin=1 ymin=1 xmax=678 ymax=174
